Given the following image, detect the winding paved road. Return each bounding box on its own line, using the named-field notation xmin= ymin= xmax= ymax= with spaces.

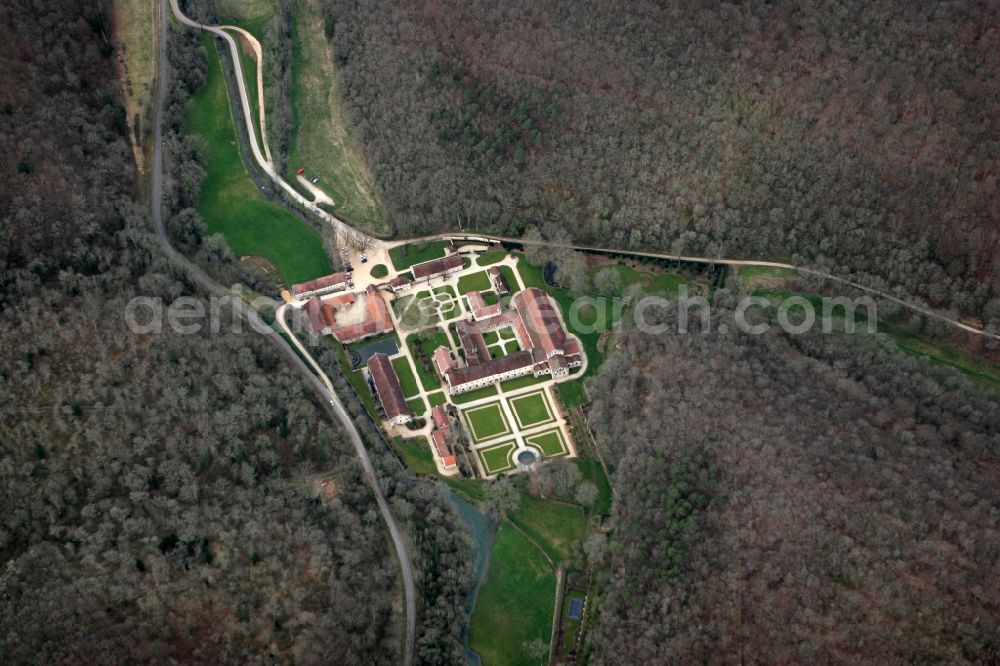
xmin=156 ymin=3 xmax=416 ymax=663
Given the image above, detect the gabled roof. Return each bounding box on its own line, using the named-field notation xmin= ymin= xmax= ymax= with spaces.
xmin=412 ymin=253 xmax=463 ymax=280
xmin=367 ymin=353 xmax=410 ymax=422
xmin=291 ymin=272 xmax=348 ymax=297
xmin=432 ymin=428 xmax=457 ymax=468
xmin=467 ymin=290 xmax=502 ymax=320
xmin=305 ymin=296 xmax=335 ymax=332
xmin=431 ymin=405 xmax=449 ymax=429
xmin=331 ymin=286 xmax=394 ymax=344
xmin=512 ymin=288 xmax=566 ymax=356
xmin=446 ymin=350 xmax=535 ymax=388
xmin=433 ymin=346 xmax=454 ymax=376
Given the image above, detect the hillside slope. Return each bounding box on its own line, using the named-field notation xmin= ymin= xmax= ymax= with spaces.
xmin=320 ymin=0 xmax=999 ymax=322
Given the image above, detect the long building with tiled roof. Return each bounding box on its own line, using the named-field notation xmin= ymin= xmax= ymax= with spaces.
xmin=411 ymin=252 xmax=463 ymax=281
xmin=367 ymin=353 xmax=411 ymax=426
xmin=291 ymin=271 xmax=349 ymax=298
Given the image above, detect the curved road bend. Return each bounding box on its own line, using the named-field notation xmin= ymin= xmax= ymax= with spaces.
xmin=154 ymin=2 xmax=416 ymax=663
xmin=168 ymin=0 xmax=372 ymax=248
xmin=170 ymin=0 xmax=999 ymax=345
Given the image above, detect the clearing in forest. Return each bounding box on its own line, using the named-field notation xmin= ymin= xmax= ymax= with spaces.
xmin=286 ymin=0 xmax=388 ymax=234
xmin=185 ymin=34 xmax=331 ymax=283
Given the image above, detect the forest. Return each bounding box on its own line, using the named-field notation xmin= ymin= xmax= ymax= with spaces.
xmin=317 ymin=0 xmax=1000 ymax=326
xmin=0 ymin=1 xmax=470 ymax=662
xmin=584 ymin=302 xmax=1000 ymax=662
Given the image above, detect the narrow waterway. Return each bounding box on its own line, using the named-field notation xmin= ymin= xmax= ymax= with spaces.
xmin=446 ymin=490 xmax=494 ymax=666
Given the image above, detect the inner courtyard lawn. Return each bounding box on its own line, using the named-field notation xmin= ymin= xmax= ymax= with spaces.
xmin=390 ymin=356 xmax=420 ymax=397
xmin=185 ymin=35 xmax=331 ymax=284
xmin=457 ymin=270 xmax=492 ymax=294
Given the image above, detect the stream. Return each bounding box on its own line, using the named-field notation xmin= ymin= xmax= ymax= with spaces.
xmin=446 ymin=490 xmax=494 ymax=666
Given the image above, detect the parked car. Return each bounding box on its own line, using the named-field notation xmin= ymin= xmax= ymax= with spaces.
xmin=360 ymin=254 xmax=368 ymax=263
xmin=310 ymin=177 xmax=318 ymax=184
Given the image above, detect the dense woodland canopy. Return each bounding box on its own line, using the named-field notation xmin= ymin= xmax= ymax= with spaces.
xmin=0 ymin=1 xmax=469 ymax=662
xmin=586 ymin=307 xmax=1000 ymax=663
xmin=319 ymin=0 xmax=1000 ymax=324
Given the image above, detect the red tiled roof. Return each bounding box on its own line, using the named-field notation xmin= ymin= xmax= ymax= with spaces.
xmin=331 ymin=286 xmax=394 ymax=344
xmin=513 ymin=288 xmax=566 ymax=357
xmin=433 ymin=346 xmax=454 ymax=376
xmin=467 ymin=291 xmax=502 ymax=320
xmin=431 ymin=405 xmax=449 ymax=429
xmin=305 ymin=296 xmax=335 ymax=332
xmin=412 ymin=253 xmax=463 ymax=280
xmin=455 ymin=319 xmax=490 ymax=366
xmin=446 ymin=350 xmax=535 ymax=388
xmin=291 ymin=272 xmax=348 ymax=296
xmin=325 ymin=292 xmax=356 ymax=309
xmin=389 ymin=275 xmax=412 ymax=288
xmin=432 ymin=428 xmax=457 ymax=468
xmin=367 ymin=353 xmax=410 ymax=421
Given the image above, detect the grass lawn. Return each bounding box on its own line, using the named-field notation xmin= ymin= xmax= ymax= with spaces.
xmin=457 ymin=270 xmax=493 ymax=294
xmin=286 ymin=0 xmax=387 ymax=234
xmin=439 ymin=301 xmax=460 ymax=320
xmin=477 ymin=440 xmax=517 ymax=475
xmin=186 ymin=35 xmax=331 ymax=284
xmin=389 ymin=240 xmax=452 ymax=271
xmin=433 ymin=285 xmax=458 ymax=298
xmin=370 ymin=263 xmax=389 ymax=278
xmin=483 ymin=331 xmax=499 ymax=345
xmin=111 ymin=0 xmax=156 ymax=170
xmin=503 ymin=340 xmax=521 ymax=355
xmin=476 ymin=249 xmax=507 ymax=266
xmin=328 ymin=340 xmax=378 ymax=418
xmin=406 ymin=329 xmax=449 ymax=390
xmin=498 ymin=326 xmax=516 ymax=340
xmin=464 ymin=402 xmax=511 ymax=442
xmin=498 ymin=264 xmax=521 ymax=292
xmin=509 ymin=494 xmax=588 ymax=564
xmin=427 ymin=391 xmax=447 ymax=407
xmin=444 ymin=477 xmax=486 ymax=503
xmin=469 ymin=521 xmax=555 ymax=666
xmin=510 ymin=391 xmax=554 ymax=429
xmin=393 ymin=437 xmax=436 ymax=475
xmin=390 ymin=356 xmax=420 ymax=398
xmin=451 ymin=384 xmax=498 ymax=404
xmin=576 ymin=458 xmax=613 ymax=515
xmin=500 ymin=374 xmax=546 ymax=392
xmin=225 ymin=27 xmax=265 ymax=153
xmin=393 ymin=294 xmax=437 ymax=329
xmin=406 ymin=396 xmax=426 ymax=417
xmin=526 ymin=429 xmax=567 ymax=458
xmin=556 ymin=379 xmax=588 ymax=407
xmin=215 ymin=0 xmax=278 ymax=22
xmin=736 ymin=265 xmax=797 ymax=292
